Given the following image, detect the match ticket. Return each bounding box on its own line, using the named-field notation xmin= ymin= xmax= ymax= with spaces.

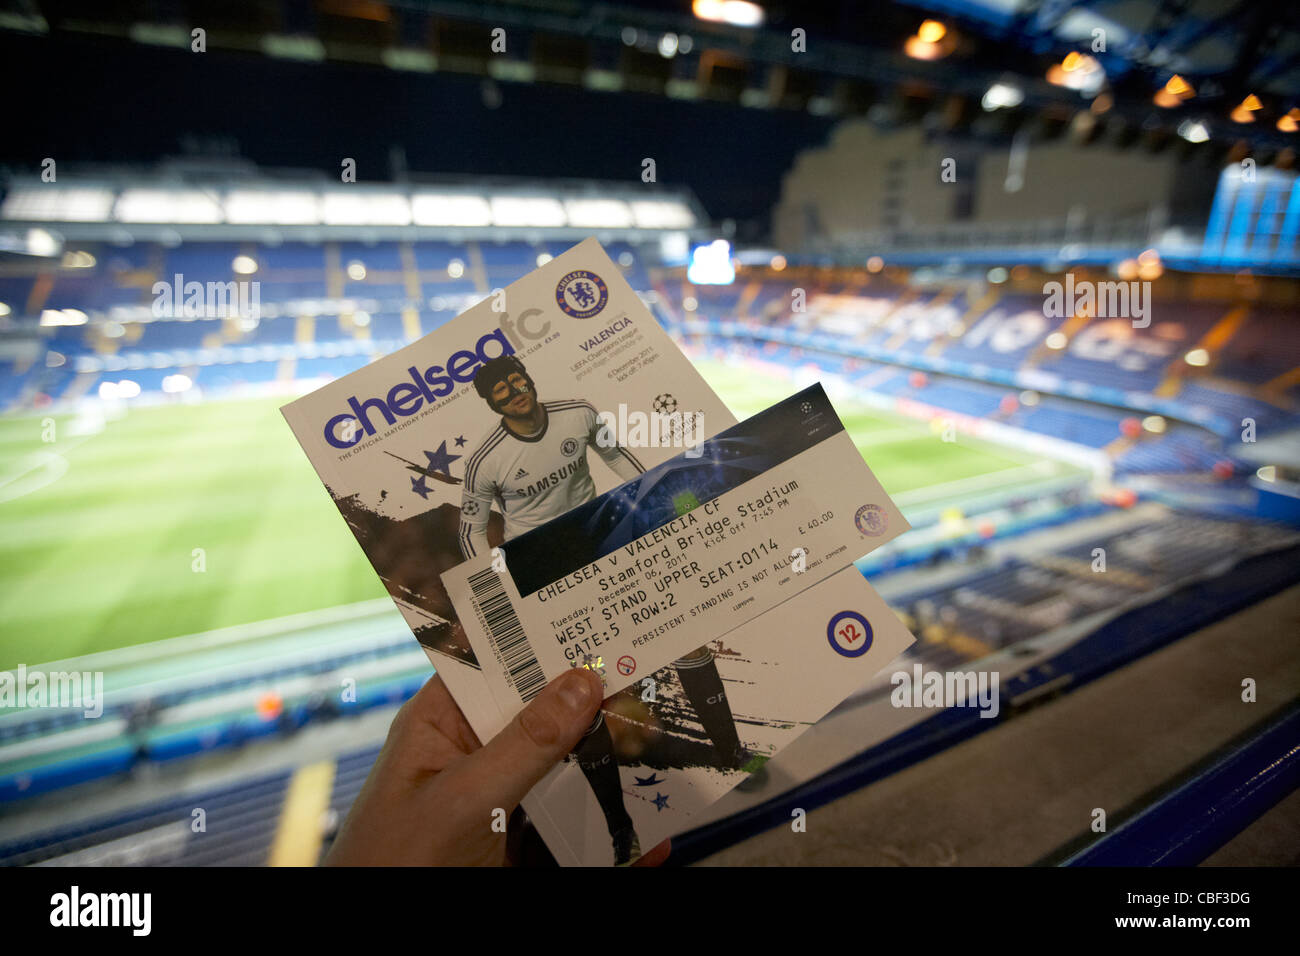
xmin=443 ymin=383 xmax=910 ymax=713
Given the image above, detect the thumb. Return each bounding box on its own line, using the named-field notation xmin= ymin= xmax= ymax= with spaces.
xmin=464 ymin=667 xmax=604 ymax=812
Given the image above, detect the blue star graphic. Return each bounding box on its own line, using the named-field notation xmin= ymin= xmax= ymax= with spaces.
xmin=423 ymin=440 xmax=462 ymax=478
xmin=454 ymin=435 xmax=466 ymax=447
xmin=652 ymin=792 xmax=670 ymax=812
xmin=411 ymin=476 xmax=431 ymax=499
xmin=634 ymin=773 xmax=664 ymax=787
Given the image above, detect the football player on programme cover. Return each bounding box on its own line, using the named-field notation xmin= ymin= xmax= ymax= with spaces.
xmin=460 ymin=355 xmax=759 ymax=865
xmin=458 ymin=354 xmax=643 ymax=557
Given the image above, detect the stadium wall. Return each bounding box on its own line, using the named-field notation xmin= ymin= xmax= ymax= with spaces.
xmin=772 ymin=119 xmax=1209 ymax=249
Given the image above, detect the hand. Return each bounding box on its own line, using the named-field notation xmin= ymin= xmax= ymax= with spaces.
xmin=325 ymin=668 xmax=670 ymax=866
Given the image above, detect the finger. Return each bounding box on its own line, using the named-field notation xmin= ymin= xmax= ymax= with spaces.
xmin=456 ymin=668 xmax=603 ymax=812
xmin=417 ymin=673 xmax=483 ymax=754
xmin=385 ymin=677 xmax=476 ymax=774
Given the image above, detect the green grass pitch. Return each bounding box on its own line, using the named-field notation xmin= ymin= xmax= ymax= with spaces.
xmin=0 ymin=360 xmax=1061 ymax=669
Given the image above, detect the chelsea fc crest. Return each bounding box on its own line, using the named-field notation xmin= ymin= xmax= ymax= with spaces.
xmin=560 ymin=437 xmax=580 ymax=457
xmin=555 ymin=270 xmax=608 ymax=319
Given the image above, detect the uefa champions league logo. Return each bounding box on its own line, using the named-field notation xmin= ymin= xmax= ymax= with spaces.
xmin=555 ymin=270 xmax=609 ymax=319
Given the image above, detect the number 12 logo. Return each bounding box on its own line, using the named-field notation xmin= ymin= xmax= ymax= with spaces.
xmin=827 ymin=611 xmax=873 ymax=658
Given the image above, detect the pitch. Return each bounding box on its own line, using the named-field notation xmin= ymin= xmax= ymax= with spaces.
xmin=0 ymin=360 xmax=1072 ymax=668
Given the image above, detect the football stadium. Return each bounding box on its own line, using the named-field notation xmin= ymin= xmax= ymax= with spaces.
xmin=0 ymin=0 xmax=1297 ymax=887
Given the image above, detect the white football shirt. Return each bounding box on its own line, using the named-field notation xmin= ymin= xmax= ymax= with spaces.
xmin=458 ymin=399 xmax=643 ymax=558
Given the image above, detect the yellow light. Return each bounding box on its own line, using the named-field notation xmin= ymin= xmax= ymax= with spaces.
xmin=1047 ymin=65 xmax=1068 ymax=86
xmin=1138 ymin=259 xmax=1164 ymax=281
xmin=866 ymin=256 xmax=884 ymax=273
xmin=1063 ymin=51 xmax=1083 ymax=72
xmin=904 ymin=36 xmax=944 ymax=60
xmin=1277 ymin=108 xmax=1300 ymax=133
xmin=1154 ymin=88 xmax=1182 ymax=109
xmin=1137 ymin=248 xmax=1160 ymax=265
xmin=1142 ymin=415 xmax=1167 ymax=434
xmin=917 ymin=20 xmax=946 ymax=43
xmin=770 ymin=255 xmax=787 ymax=271
xmin=1117 ymin=259 xmax=1139 ymax=280
xmin=1165 ymin=74 xmax=1193 ymax=97
xmin=1184 ymin=348 xmax=1210 ymax=367
xmin=692 ymin=0 xmax=764 ymax=28
xmin=1232 ymin=95 xmax=1263 ymax=123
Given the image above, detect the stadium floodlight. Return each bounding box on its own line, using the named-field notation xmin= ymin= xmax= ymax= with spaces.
xmin=1142 ymin=415 xmax=1167 ymax=434
xmin=1045 ymin=331 xmax=1068 ymax=350
xmin=321 ymin=192 xmax=412 ymax=226
xmin=232 ymin=255 xmax=258 ymax=275
xmin=448 ymin=259 xmax=466 ymax=279
xmin=536 ymin=253 xmax=553 ymax=267
xmin=693 ymin=0 xmax=764 ymax=28
xmin=346 ymin=260 xmax=367 ymax=281
xmin=162 ymin=373 xmax=193 ymax=393
xmin=60 ymin=250 xmax=96 ymax=268
xmin=116 ymin=379 xmax=141 ymax=398
xmin=982 ymin=82 xmax=1024 ymax=111
xmin=1047 ymin=53 xmax=1106 ymax=96
xmin=1184 ymin=348 xmax=1210 ymax=367
xmin=116 ymin=189 xmax=223 ymax=223
xmin=1177 ymin=120 xmax=1209 ymax=143
xmin=40 ymin=308 xmax=88 ymax=327
xmin=564 ymin=198 xmax=634 ymax=229
xmin=411 ymin=193 xmax=493 ymax=226
xmin=225 ymin=190 xmax=321 ymax=224
xmin=26 ymin=228 xmax=61 ymax=257
xmin=1278 ymin=108 xmax=1300 ymax=133
xmin=1 ymin=187 xmax=116 ymax=222
xmin=1256 ymin=465 xmax=1277 ymax=482
xmin=489 ymin=196 xmax=567 ymax=228
xmin=0 ymin=302 xmax=9 ymax=316
xmin=1230 ymin=94 xmax=1262 ymax=124
xmin=630 ymin=200 xmax=695 ymax=230
xmin=918 ymin=20 xmax=946 ymax=43
xmin=687 ymin=239 xmax=735 ymax=285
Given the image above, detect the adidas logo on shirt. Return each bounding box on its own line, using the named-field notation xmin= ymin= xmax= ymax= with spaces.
xmin=515 ymin=467 xmax=529 ymax=479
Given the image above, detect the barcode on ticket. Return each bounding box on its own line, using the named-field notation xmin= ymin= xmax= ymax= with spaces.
xmin=467 ymin=567 xmax=546 ymax=703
